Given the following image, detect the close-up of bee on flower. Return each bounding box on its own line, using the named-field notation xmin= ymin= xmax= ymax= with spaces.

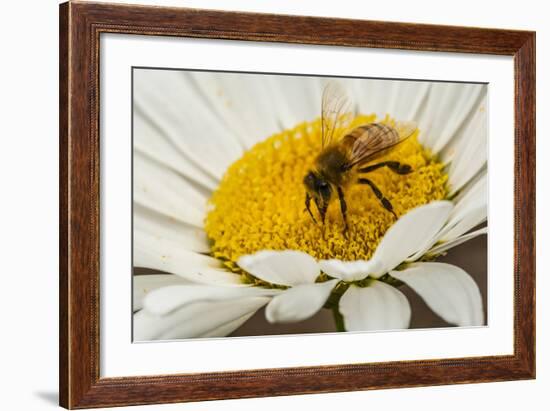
xmin=132 ymin=69 xmax=487 ymax=340
xmin=303 ymin=82 xmax=416 ymax=232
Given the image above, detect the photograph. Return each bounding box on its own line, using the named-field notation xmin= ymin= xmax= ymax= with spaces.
xmin=2 ymin=0 xmax=543 ymax=409
xmin=132 ymin=69 xmax=488 ymax=341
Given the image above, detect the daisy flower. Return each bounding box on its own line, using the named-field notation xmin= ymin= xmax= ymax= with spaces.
xmin=132 ymin=70 xmax=487 ymax=340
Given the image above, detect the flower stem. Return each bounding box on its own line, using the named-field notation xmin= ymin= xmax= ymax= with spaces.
xmin=332 ymin=306 xmax=346 ymax=332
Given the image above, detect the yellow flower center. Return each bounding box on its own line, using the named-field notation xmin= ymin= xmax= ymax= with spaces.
xmin=204 ymin=115 xmax=448 ymax=283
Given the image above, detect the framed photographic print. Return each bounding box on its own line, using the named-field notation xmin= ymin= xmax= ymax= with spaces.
xmin=59 ymin=1 xmax=535 ymax=409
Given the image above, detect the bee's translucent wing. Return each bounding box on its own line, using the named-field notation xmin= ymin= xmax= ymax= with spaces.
xmin=348 ymin=121 xmax=418 ymax=168
xmin=394 ymin=121 xmax=418 ymax=141
xmin=321 ymin=82 xmax=353 ymax=148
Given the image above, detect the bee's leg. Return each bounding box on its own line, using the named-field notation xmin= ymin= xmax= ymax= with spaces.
xmin=359 ymin=161 xmax=412 ymax=175
xmin=317 ymin=201 xmax=328 ymax=224
xmin=358 ymin=178 xmax=398 ymax=219
xmin=336 ymin=186 xmax=349 ymax=236
xmin=304 ymin=193 xmax=318 ymax=224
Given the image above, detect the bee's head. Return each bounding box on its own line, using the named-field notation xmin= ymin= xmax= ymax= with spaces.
xmin=303 ymin=170 xmax=332 ymax=222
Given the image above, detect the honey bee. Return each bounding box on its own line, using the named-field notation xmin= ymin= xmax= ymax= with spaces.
xmin=303 ymin=82 xmax=417 ymax=233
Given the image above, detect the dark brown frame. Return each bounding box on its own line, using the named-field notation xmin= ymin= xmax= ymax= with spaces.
xmin=59 ymin=1 xmax=536 ymax=409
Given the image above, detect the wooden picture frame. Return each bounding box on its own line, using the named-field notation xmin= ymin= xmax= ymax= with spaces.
xmin=59 ymin=1 xmax=535 ymax=408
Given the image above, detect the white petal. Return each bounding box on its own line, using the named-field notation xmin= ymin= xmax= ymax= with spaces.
xmin=134 ymin=152 xmax=206 ymax=228
xmin=412 ymin=174 xmax=486 ymax=258
xmin=199 ymin=311 xmax=258 ymax=338
xmin=134 ymin=110 xmax=218 ymax=191
xmin=371 ymin=201 xmax=453 ymax=276
xmin=133 ymin=297 xmax=269 ymax=340
xmin=443 ymin=96 xmax=488 ymax=195
xmin=339 ymin=282 xmax=411 ymax=331
xmin=449 ymin=171 xmax=487 ymax=208
xmin=387 ymin=82 xmax=432 ymax=121
xmin=391 ymin=262 xmax=484 ymax=326
xmin=134 ymin=204 xmax=210 ymax=254
xmin=439 ymin=175 xmax=487 ymax=242
xmin=191 ymin=72 xmax=281 ymax=148
xmin=267 ymin=75 xmax=322 ymax=128
xmin=134 ymin=69 xmax=243 ymax=180
xmin=351 ymin=78 xmax=431 ymax=121
xmin=134 ymin=230 xmax=242 ymax=286
xmin=319 ymin=259 xmax=382 ymax=282
xmin=144 ymin=284 xmax=279 ymax=316
xmin=428 ymin=226 xmax=488 ymax=256
xmin=417 ymin=83 xmax=485 ymax=153
xmin=439 ymin=205 xmax=486 ymax=243
xmin=133 ymin=274 xmax=190 ymax=312
xmin=265 ymin=280 xmax=338 ymax=323
xmin=349 ymin=79 xmax=393 ymax=117
xmin=237 ymin=250 xmax=320 ymax=286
